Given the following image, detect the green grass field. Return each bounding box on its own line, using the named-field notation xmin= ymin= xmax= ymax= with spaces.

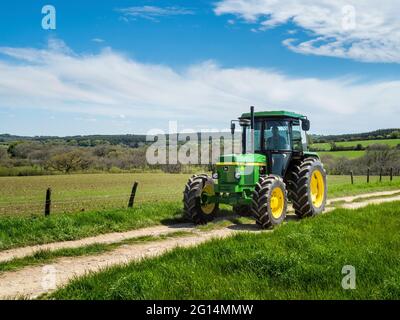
xmin=312 ymin=138 xmax=400 ymax=151
xmin=312 ymin=138 xmax=400 ymax=159
xmin=44 ymin=201 xmax=400 ymax=300
xmin=319 ymin=150 xmax=366 ymax=159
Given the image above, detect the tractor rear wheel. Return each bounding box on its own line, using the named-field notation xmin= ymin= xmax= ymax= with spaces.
xmin=183 ymin=174 xmax=219 ymax=224
xmin=251 ymin=175 xmax=287 ymax=229
xmin=287 ymin=157 xmax=327 ymax=218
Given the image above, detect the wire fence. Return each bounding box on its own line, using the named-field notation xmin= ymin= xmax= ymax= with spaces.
xmin=0 ymin=182 xmax=185 ymax=217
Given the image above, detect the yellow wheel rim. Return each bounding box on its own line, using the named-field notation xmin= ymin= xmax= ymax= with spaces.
xmin=270 ymin=187 xmax=284 ymax=219
xmin=201 ymin=184 xmax=216 ymax=215
xmin=310 ymin=170 xmax=325 ymax=208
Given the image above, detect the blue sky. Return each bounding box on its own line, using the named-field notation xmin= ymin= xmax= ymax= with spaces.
xmin=0 ymin=0 xmax=399 ymax=136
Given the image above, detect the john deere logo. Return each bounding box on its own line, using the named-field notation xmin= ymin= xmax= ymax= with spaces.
xmin=223 ymin=166 xmax=229 ymax=171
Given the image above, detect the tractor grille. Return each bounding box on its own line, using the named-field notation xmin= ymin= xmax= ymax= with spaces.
xmin=218 ymin=165 xmax=237 ymax=184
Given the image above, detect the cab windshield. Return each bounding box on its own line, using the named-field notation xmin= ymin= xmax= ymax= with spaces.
xmin=264 ymin=120 xmax=291 ymax=151
xmin=244 ymin=119 xmax=291 ymax=153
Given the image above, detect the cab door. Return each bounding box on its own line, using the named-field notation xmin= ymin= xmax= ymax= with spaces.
xmin=263 ymin=119 xmax=292 ymax=176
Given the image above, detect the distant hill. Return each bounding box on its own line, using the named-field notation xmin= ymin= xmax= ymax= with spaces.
xmin=310 ymin=129 xmax=400 ymax=143
xmin=0 ymin=134 xmax=149 ymax=147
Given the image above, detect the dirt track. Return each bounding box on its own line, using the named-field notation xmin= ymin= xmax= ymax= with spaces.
xmin=0 ymin=223 xmax=196 ymax=264
xmin=0 ymin=190 xmax=399 ymax=299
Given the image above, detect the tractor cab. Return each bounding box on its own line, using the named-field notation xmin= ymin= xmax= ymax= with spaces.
xmin=238 ymin=110 xmax=311 ymax=177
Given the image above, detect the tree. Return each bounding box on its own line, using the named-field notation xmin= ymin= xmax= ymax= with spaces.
xmin=47 ymin=150 xmax=91 ymax=173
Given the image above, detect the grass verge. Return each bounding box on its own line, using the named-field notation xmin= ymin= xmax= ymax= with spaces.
xmin=45 ymin=201 xmax=400 ymax=300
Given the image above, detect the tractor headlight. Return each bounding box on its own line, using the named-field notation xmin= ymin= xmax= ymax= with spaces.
xmin=235 ymin=172 xmax=241 ymax=180
xmin=212 ymin=172 xmax=219 ymax=180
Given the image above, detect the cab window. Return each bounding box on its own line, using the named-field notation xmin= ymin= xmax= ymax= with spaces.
xmin=292 ymin=120 xmax=303 ymax=151
xmin=244 ymin=121 xmax=262 ymax=153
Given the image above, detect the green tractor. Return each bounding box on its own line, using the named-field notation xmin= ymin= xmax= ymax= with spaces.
xmin=183 ymin=107 xmax=327 ymax=229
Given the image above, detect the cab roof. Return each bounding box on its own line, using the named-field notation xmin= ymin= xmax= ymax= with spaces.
xmin=240 ymin=110 xmax=306 ymax=119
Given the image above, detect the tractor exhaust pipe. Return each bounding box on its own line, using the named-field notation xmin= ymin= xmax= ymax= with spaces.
xmin=250 ymin=106 xmax=255 ymax=130
xmin=250 ymin=106 xmax=255 ymax=153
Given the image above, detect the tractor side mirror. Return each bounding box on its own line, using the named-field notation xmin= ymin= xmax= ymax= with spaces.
xmin=231 ymin=122 xmax=236 ymax=135
xmin=302 ymin=119 xmax=310 ymax=131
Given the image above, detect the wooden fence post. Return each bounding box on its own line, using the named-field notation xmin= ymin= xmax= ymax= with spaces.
xmin=367 ymin=168 xmax=370 ymax=184
xmin=379 ymin=167 xmax=383 ymax=182
xmin=350 ymin=171 xmax=354 ymax=185
xmin=390 ymin=168 xmax=393 ymax=182
xmin=128 ymin=182 xmax=139 ymax=208
xmin=45 ymin=188 xmax=51 ymax=216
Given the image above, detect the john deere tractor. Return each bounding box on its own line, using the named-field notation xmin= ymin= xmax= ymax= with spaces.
xmin=183 ymin=107 xmax=327 ymax=229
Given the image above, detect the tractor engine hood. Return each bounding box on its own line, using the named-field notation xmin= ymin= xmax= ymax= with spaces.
xmin=217 ymin=153 xmax=266 ymax=166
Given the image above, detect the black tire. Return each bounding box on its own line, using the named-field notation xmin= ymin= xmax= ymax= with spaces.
xmin=183 ymin=174 xmax=219 ymax=224
xmin=251 ymin=175 xmax=288 ymax=229
xmin=287 ymin=157 xmax=327 ymax=218
xmin=232 ymin=205 xmax=252 ymax=217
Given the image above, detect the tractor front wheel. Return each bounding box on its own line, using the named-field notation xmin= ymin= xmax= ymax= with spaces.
xmin=251 ymin=175 xmax=288 ymax=229
xmin=183 ymin=174 xmax=219 ymax=224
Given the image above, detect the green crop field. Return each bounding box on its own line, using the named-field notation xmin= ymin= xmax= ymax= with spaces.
xmin=0 ymin=173 xmax=190 ymax=216
xmin=45 ymin=201 xmax=400 ymax=300
xmin=312 ymin=138 xmax=400 ymax=151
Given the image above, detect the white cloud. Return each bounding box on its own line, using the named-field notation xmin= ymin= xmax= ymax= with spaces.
xmin=0 ymin=40 xmax=399 ymax=134
xmin=116 ymin=6 xmax=194 ymax=22
xmin=215 ymin=0 xmax=400 ymax=63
